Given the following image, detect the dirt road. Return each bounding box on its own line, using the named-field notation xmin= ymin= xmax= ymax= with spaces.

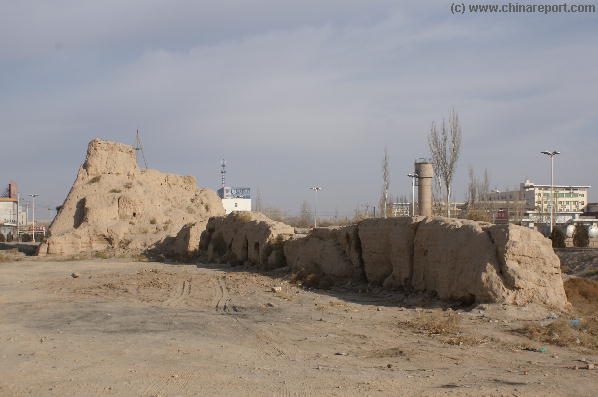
xmin=0 ymin=259 xmax=596 ymax=396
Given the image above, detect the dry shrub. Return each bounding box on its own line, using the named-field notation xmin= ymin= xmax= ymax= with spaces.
xmin=463 ymin=209 xmax=493 ymax=223
xmin=400 ymin=312 xmax=487 ymax=345
xmin=515 ymin=278 xmax=598 ymax=349
xmin=273 ymin=291 xmax=296 ymax=302
xmin=442 ymin=335 xmax=487 ymax=346
xmin=412 ymin=312 xmax=461 ymax=335
xmin=87 ymin=176 xmax=101 ymax=184
xmin=0 ymin=253 xmax=14 ymax=263
xmin=564 ymin=277 xmax=598 ymax=316
xmin=234 ymin=212 xmax=252 ymax=223
xmin=516 ymin=319 xmax=597 ymax=348
xmin=289 ymin=271 xmax=333 ymax=290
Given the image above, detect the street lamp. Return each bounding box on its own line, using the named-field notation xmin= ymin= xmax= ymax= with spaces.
xmin=407 ymin=173 xmax=419 ymax=217
xmin=308 ymin=187 xmax=322 ymax=228
xmin=28 ymin=194 xmax=39 ymax=241
xmin=540 ymin=150 xmax=560 ymax=234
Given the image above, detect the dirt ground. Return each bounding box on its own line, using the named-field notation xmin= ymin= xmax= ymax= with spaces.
xmin=0 ymin=258 xmax=596 ymax=397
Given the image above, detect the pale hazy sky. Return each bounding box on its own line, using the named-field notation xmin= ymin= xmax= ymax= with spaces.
xmin=1 ymin=1 xmax=597 ymax=219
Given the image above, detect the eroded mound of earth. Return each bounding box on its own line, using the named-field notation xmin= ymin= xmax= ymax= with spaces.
xmin=38 ymin=139 xmax=224 ymax=257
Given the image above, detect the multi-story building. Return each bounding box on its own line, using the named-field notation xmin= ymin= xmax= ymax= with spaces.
xmin=217 ymin=186 xmax=251 ymax=214
xmin=217 ymin=160 xmax=251 ymax=215
xmin=0 ymin=183 xmax=27 ymax=238
xmin=486 ymin=180 xmax=591 ymax=226
xmin=488 ymin=180 xmax=590 ymax=212
xmin=391 ymin=202 xmax=411 ymax=217
xmin=519 ymin=180 xmax=590 ymax=213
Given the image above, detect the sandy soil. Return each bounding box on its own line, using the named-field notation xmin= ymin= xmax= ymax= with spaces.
xmin=0 ymin=258 xmax=596 ymax=397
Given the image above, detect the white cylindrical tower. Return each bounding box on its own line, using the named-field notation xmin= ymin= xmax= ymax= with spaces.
xmin=415 ymin=161 xmax=434 ymax=217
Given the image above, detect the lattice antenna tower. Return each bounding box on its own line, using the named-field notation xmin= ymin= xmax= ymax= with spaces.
xmin=134 ymin=129 xmax=148 ymax=169
xmin=220 ymin=159 xmax=226 ymax=188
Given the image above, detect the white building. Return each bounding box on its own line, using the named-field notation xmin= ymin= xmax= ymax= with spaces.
xmin=519 ymin=180 xmax=590 ymax=213
xmin=0 ymin=183 xmax=27 ymax=238
xmin=217 ymin=186 xmax=251 ymax=214
xmin=488 ymin=180 xmax=592 ymax=227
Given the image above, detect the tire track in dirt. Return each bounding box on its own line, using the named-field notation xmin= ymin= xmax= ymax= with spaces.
xmin=275 ymin=384 xmax=316 ymax=397
xmin=163 ymin=278 xmax=191 ymax=307
xmin=141 ymin=368 xmax=196 ymax=397
xmin=214 ymin=275 xmax=296 ymax=361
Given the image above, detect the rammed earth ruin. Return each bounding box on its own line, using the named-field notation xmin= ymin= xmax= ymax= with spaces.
xmin=39 ymin=139 xmax=569 ymax=309
xmin=38 ymin=139 xmax=224 ymax=258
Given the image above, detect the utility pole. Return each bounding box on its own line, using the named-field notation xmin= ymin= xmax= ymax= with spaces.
xmin=308 ymin=187 xmax=322 ymax=228
xmin=134 ymin=129 xmax=148 ymax=169
xmin=16 ymin=193 xmax=20 ymax=240
xmin=407 ymin=173 xmax=419 ymax=217
xmin=29 ymin=194 xmax=39 ymax=241
xmin=220 ymin=159 xmax=226 ymax=188
xmin=541 ymin=150 xmax=560 ymax=234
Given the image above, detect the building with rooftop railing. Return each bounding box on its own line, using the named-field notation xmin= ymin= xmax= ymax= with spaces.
xmin=0 ymin=183 xmax=27 ymax=239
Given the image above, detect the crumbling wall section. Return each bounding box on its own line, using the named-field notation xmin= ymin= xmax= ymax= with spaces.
xmin=200 ymin=212 xmax=295 ymax=270
xmin=199 ymin=215 xmax=569 ymax=309
xmin=284 ymin=225 xmax=364 ymax=281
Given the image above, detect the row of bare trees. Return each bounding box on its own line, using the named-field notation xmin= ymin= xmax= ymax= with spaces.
xmin=374 ymin=109 xmax=463 ymax=219
xmin=428 ymin=109 xmax=462 ymax=217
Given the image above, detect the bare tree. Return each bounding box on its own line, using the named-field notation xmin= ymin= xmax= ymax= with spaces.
xmin=299 ymin=200 xmax=313 ymax=227
xmin=465 ymin=167 xmax=493 ymax=221
xmin=481 ymin=169 xmax=490 ymax=202
xmin=428 ymin=109 xmax=462 ymax=217
xmin=254 ymin=187 xmax=264 ymax=213
xmin=380 ymin=148 xmax=390 ymax=218
xmin=466 ymin=166 xmax=478 ymax=207
xmin=263 ymin=207 xmax=285 ymax=222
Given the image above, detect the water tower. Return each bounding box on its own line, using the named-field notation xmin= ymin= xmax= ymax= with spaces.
xmin=415 ymin=160 xmax=434 ymax=217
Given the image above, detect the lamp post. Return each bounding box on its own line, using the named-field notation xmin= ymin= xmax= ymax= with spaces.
xmin=16 ymin=193 xmax=20 ymax=240
xmin=29 ymin=194 xmax=39 ymax=241
xmin=407 ymin=173 xmax=419 ymax=217
xmin=308 ymin=187 xmax=322 ymax=228
xmin=540 ymin=151 xmax=560 ymax=234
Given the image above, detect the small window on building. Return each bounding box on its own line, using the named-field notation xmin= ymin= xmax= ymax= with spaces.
xmin=235 ymin=202 xmax=238 ymax=207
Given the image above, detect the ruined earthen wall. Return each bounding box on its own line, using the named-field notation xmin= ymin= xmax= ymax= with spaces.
xmin=203 ymin=213 xmax=569 ymax=309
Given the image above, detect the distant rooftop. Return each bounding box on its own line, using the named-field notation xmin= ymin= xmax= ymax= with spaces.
xmin=522 ymin=180 xmax=591 ymax=189
xmin=217 ymin=186 xmax=251 ymax=200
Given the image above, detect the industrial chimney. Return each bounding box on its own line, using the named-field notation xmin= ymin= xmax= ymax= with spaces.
xmin=415 ymin=160 xmax=433 ymax=217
